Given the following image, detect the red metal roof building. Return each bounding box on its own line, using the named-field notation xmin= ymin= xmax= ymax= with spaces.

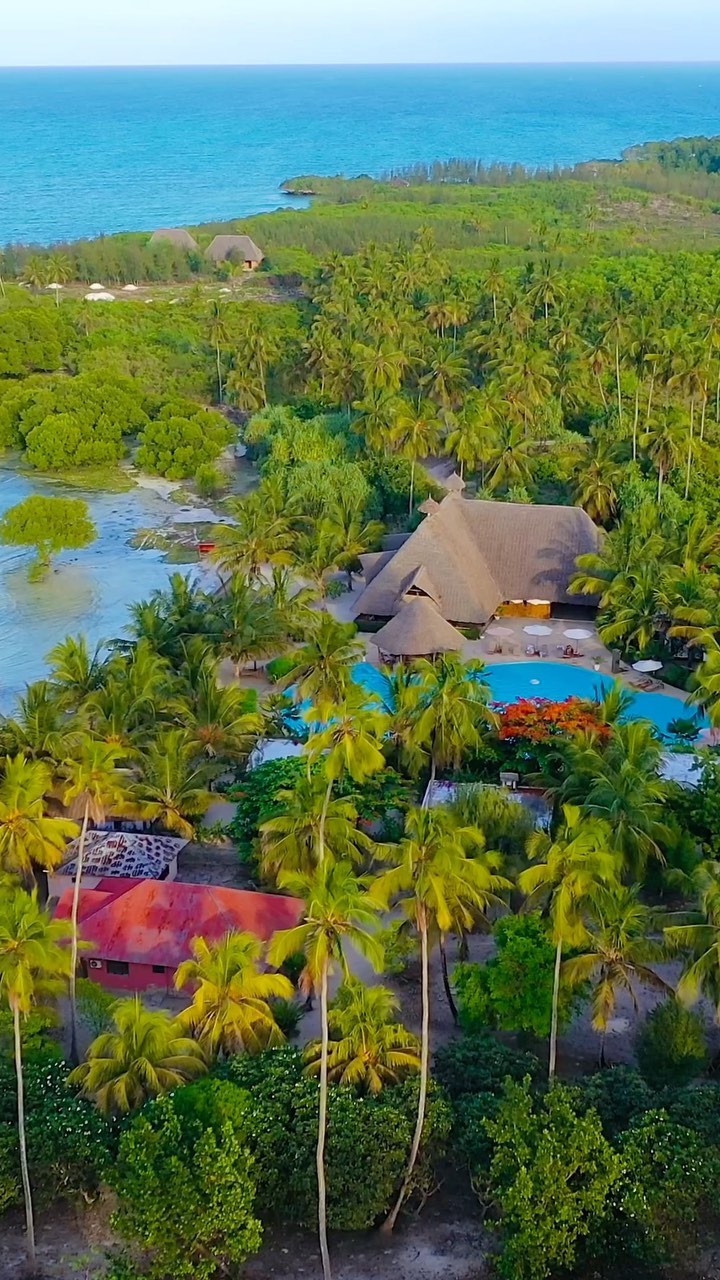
xmin=54 ymin=878 xmax=303 ymax=993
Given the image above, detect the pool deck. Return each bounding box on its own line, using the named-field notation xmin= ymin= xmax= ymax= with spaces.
xmin=331 ymin=586 xmax=691 ymax=712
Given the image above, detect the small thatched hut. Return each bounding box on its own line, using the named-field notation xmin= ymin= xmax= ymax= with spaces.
xmin=205 ymin=234 xmax=264 ymax=268
xmin=373 ymin=598 xmax=465 ymax=660
xmin=149 ymin=228 xmax=199 ymax=250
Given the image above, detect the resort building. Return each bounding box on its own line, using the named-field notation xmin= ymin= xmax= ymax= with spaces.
xmin=53 ymin=879 xmax=303 ymax=993
xmin=47 ymin=830 xmax=186 ymax=901
xmin=148 ymin=227 xmax=199 ymax=250
xmin=205 ymin=234 xmax=264 ymax=269
xmin=355 ymin=486 xmax=599 ymax=628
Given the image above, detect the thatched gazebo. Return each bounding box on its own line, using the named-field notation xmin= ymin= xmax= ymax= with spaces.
xmin=373 ymin=598 xmax=465 ymax=661
xmin=149 ymin=228 xmax=199 ymax=250
xmin=205 ymin=235 xmax=264 ymax=267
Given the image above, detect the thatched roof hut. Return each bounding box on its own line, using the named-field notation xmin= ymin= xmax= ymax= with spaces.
xmin=205 ymin=234 xmax=264 ymax=265
xmin=373 ymin=598 xmax=465 ymax=658
xmin=444 ymin=471 xmax=466 ymax=493
xmin=355 ymin=493 xmax=599 ymax=626
xmin=149 ymin=228 xmax=199 ymax=250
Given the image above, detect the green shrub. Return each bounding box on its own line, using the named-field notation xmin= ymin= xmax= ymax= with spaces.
xmin=265 ymin=654 xmax=300 ymax=683
xmin=228 ymin=757 xmax=306 ymax=862
xmin=665 ymin=1082 xmax=720 ymax=1146
xmin=194 ymin=462 xmax=225 ymax=497
xmin=486 ymin=1077 xmax=621 ymax=1280
xmin=637 ymin=1000 xmax=708 ymax=1090
xmin=222 ymin=1046 xmax=450 ymax=1230
xmin=270 ymin=998 xmax=302 ymax=1039
xmin=573 ymin=1066 xmax=654 ymax=1140
xmin=111 ymin=1092 xmax=261 ymax=1280
xmin=434 ymin=1033 xmax=542 ymax=1100
xmin=454 ymin=914 xmax=585 ymax=1039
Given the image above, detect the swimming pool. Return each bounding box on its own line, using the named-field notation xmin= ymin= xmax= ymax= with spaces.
xmin=351 ymin=660 xmax=705 ymax=739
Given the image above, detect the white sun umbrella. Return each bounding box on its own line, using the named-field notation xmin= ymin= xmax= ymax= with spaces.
xmin=84 ymin=291 xmax=115 ymax=301
xmin=89 ymin=282 xmax=104 ymax=290
xmin=47 ymin=282 xmax=62 ymax=291
xmin=122 ymin=283 xmax=139 ymax=291
xmin=486 ymin=624 xmax=514 ymax=637
xmin=632 ymin=659 xmax=663 ymax=673
xmin=563 ymin=628 xmax=593 ymax=640
xmin=524 ymin=624 xmax=553 ymax=636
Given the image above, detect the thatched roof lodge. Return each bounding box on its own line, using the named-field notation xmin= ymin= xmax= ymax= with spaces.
xmin=355 ymin=492 xmax=599 ymax=626
xmin=205 ymin=234 xmax=264 ymax=268
xmin=373 ymin=598 xmax=465 ymax=659
xmin=149 ymin=227 xmax=199 ymax=250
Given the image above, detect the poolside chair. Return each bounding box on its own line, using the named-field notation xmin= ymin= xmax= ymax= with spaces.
xmin=525 ymin=644 xmax=537 ymax=656
xmin=538 ymin=645 xmax=549 ymax=658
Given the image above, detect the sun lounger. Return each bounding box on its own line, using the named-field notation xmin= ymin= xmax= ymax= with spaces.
xmin=538 ymin=645 xmax=549 ymax=658
xmin=526 ymin=644 xmax=537 ymax=656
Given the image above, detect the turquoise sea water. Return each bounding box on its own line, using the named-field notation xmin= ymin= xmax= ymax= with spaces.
xmin=3 ymin=64 xmax=720 ymax=243
xmin=351 ymin=660 xmax=706 ymax=739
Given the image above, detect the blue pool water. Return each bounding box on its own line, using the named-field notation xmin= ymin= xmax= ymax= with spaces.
xmin=351 ymin=660 xmax=705 ymax=739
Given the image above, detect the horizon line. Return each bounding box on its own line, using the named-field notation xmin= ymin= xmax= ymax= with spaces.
xmin=3 ymin=59 xmax=720 ymax=70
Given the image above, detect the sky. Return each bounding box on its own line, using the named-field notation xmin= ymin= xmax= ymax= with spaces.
xmin=4 ymin=0 xmax=720 ymax=66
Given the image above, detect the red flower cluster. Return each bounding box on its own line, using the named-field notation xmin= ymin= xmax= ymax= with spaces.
xmin=495 ymin=697 xmax=610 ymax=744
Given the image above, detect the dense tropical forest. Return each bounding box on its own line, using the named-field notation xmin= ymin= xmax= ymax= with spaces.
xmin=3 ymin=138 xmax=720 ymax=1280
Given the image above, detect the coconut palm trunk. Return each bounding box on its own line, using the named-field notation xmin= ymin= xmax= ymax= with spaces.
xmin=383 ymin=908 xmax=430 ymax=1232
xmin=439 ymin=936 xmax=458 ymax=1023
xmin=14 ymin=1005 xmax=36 ymax=1271
xmin=684 ymin=403 xmax=695 ymax=500
xmin=215 ymin=344 xmax=223 ymax=403
xmin=317 ymin=958 xmax=332 ymax=1280
xmin=409 ymin=460 xmax=416 ymax=515
xmin=318 ymin=776 xmax=334 ymax=866
xmin=68 ymin=799 xmax=89 ymax=1064
xmin=548 ymin=935 xmax=562 ymax=1081
xmin=614 ymin=343 xmax=623 ymax=428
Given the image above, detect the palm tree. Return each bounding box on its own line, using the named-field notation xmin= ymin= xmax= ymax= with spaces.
xmin=305 ymin=980 xmax=420 ymax=1093
xmin=181 ymin=660 xmax=263 ymax=761
xmin=557 ymin=722 xmax=670 ymax=879
xmin=519 ymin=806 xmax=620 ymax=1079
xmin=175 ymin=931 xmax=293 ymax=1057
xmin=211 ymin=496 xmax=296 ymax=581
xmin=389 ymin=399 xmax=444 ymax=513
xmin=130 ymin=728 xmax=215 ymax=837
xmin=45 ymin=252 xmax=72 ymax=305
xmin=487 ymin=424 xmax=535 ymax=493
xmin=69 ymin=995 xmax=207 ymax=1115
xmin=562 ymin=886 xmax=671 ymax=1065
xmin=279 ymin=616 xmax=364 ymax=717
xmin=573 ymin=440 xmax=625 ymax=526
xmin=220 ymin=576 xmax=285 ymax=677
xmin=0 ymin=888 xmax=72 ymax=1271
xmin=641 ymin=411 xmax=686 ymax=503
xmin=260 ymin=775 xmax=374 ymax=877
xmin=324 ymin=496 xmax=384 ymax=591
xmin=207 ymin=299 xmax=229 ymax=402
xmin=665 ymin=860 xmax=720 ymax=1019
xmin=296 ymin=525 xmax=344 ymax=602
xmin=411 ymin=655 xmax=496 ymax=790
xmin=0 ymin=680 xmax=81 ymax=768
xmin=373 ymin=805 xmax=509 ymax=1230
xmin=688 ymin=644 xmax=720 ymax=727
xmin=62 ymin=739 xmax=129 ymax=1063
xmin=46 ymin=634 xmax=107 ymax=710
xmin=269 ymin=862 xmax=384 ymax=1280
xmin=305 ymin=685 xmax=389 ymax=865
xmin=0 ymin=755 xmax=78 ymax=885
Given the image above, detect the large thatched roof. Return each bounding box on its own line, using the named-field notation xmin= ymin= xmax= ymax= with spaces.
xmin=373 ymin=598 xmax=465 ymax=657
xmin=355 ymin=494 xmax=599 ymax=626
xmin=206 ymin=234 xmax=264 ymax=264
xmin=149 ymin=227 xmax=199 ymax=250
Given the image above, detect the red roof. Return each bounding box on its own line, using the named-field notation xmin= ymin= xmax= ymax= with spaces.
xmin=54 ymin=880 xmax=303 ymax=969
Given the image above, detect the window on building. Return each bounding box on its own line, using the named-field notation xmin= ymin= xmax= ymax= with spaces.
xmin=152 ymin=965 xmax=165 ymax=974
xmin=106 ymin=960 xmax=130 ymax=976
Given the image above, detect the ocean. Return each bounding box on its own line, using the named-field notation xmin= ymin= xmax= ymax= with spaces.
xmin=1 ymin=63 xmax=720 ymax=245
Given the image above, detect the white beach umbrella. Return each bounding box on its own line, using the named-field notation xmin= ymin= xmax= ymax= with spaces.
xmin=84 ymin=291 xmax=115 ymax=302
xmin=47 ymin=282 xmax=62 ymax=291
xmin=523 ymin=624 xmax=553 ymax=636
xmin=219 ymin=287 xmax=232 ymax=293
xmin=89 ymin=282 xmax=104 ymax=290
xmin=122 ymin=283 xmax=139 ymax=291
xmin=486 ymin=624 xmax=514 ymax=637
xmin=563 ymin=628 xmax=593 ymax=640
xmin=632 ymin=659 xmax=663 ymax=673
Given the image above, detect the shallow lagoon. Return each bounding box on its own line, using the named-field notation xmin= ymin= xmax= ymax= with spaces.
xmin=0 ymin=468 xmax=187 ymax=707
